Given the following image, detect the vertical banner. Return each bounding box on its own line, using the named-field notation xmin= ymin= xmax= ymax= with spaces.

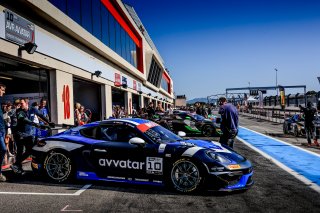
xmin=133 ymin=80 xmax=137 ymax=91
xmin=114 ymin=73 xmax=121 ymax=86
xmin=122 ymin=76 xmax=127 ymax=86
xmin=279 ymin=86 xmax=285 ymax=110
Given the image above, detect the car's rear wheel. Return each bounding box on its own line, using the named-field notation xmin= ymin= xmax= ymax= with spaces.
xmin=170 ymin=158 xmax=203 ymax=193
xmin=43 ymin=150 xmax=73 ymax=183
xmin=202 ymin=125 xmax=213 ymax=137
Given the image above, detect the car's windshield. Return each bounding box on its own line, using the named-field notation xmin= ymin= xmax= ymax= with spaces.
xmin=144 ymin=125 xmax=183 ymax=143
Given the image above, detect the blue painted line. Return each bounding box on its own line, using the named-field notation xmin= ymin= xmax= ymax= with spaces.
xmin=238 ymin=127 xmax=320 ymax=186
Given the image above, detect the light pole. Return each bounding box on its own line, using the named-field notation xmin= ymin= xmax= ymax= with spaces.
xmin=275 ymin=68 xmax=278 ymax=96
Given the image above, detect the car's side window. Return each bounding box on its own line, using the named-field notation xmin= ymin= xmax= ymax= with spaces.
xmin=100 ymin=125 xmax=139 ymax=142
xmin=80 ymin=126 xmax=101 ymax=139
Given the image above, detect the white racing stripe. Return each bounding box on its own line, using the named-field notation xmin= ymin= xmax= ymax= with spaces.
xmin=32 ymin=141 xmax=84 ymax=152
xmin=237 ymin=136 xmax=320 ymax=194
xmin=182 ymin=147 xmax=204 ymax=157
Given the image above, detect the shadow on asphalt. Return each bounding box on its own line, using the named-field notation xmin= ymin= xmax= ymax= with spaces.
xmin=2 ymin=169 xmax=247 ymax=197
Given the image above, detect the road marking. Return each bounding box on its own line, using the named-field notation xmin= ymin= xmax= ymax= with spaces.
xmin=61 ymin=205 xmax=83 ymax=212
xmin=237 ymin=128 xmax=320 ymax=194
xmin=0 ymin=184 xmax=92 ymax=196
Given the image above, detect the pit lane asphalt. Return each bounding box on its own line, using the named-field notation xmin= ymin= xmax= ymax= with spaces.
xmin=0 ymin=115 xmax=319 ymax=212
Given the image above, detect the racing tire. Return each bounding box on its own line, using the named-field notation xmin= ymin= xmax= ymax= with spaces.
xmin=294 ymin=126 xmax=299 ymax=137
xmin=170 ymin=158 xmax=204 ymax=193
xmin=43 ymin=150 xmax=73 ymax=183
xmin=202 ymin=125 xmax=213 ymax=137
xmin=283 ymin=123 xmax=288 ymax=134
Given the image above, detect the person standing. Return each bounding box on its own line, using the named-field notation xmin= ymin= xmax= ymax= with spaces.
xmin=0 ymin=83 xmax=6 ymax=181
xmin=299 ymin=102 xmax=318 ymax=146
xmin=218 ymin=97 xmax=239 ymax=149
xmin=147 ymin=102 xmax=155 ymax=120
xmin=10 ymin=98 xmax=53 ymax=175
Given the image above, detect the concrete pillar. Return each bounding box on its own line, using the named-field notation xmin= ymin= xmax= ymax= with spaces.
xmin=140 ymin=95 xmax=144 ymax=110
xmin=127 ymin=91 xmax=132 ymax=115
xmin=51 ymin=70 xmax=74 ymax=125
xmin=105 ymin=85 xmax=113 ymax=118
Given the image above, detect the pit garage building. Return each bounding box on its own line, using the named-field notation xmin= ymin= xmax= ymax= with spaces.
xmin=0 ymin=0 xmax=174 ymax=125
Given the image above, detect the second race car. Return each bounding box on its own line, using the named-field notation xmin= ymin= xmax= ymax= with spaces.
xmin=157 ymin=112 xmax=222 ymax=137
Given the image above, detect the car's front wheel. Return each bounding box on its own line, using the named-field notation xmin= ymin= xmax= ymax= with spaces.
xmin=170 ymin=158 xmax=204 ymax=193
xmin=43 ymin=150 xmax=73 ymax=183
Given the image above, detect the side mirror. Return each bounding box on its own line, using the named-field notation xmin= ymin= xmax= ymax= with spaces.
xmin=129 ymin=137 xmax=146 ymax=146
xmin=178 ymin=131 xmax=186 ymax=137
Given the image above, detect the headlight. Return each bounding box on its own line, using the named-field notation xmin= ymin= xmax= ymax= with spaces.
xmin=207 ymin=151 xmax=232 ymax=164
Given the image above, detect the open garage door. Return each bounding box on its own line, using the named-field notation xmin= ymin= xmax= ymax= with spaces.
xmin=0 ymin=56 xmax=49 ymax=113
xmin=73 ymin=78 xmax=101 ymax=122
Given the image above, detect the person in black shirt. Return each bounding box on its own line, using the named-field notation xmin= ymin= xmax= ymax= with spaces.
xmin=147 ymin=102 xmax=155 ymax=120
xmin=10 ymin=98 xmax=54 ymax=175
xmin=299 ymin=102 xmax=318 ymax=146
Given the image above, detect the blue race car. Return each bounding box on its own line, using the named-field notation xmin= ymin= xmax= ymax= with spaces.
xmin=31 ymin=118 xmax=253 ymax=193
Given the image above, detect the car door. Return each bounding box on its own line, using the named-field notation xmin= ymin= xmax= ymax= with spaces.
xmin=90 ymin=123 xmax=162 ymax=180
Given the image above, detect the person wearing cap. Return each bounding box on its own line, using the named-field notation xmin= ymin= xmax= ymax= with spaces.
xmin=299 ymin=102 xmax=319 ymax=146
xmin=218 ymin=97 xmax=239 ymax=148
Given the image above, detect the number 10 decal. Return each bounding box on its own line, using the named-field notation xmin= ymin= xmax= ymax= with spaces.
xmin=146 ymin=157 xmax=163 ymax=175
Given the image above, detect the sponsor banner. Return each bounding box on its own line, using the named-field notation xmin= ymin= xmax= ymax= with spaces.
xmin=133 ymin=80 xmax=137 ymax=90
xmin=114 ymin=73 xmax=121 ymax=86
xmin=4 ymin=9 xmax=35 ymax=45
xmin=122 ymin=76 xmax=127 ymax=86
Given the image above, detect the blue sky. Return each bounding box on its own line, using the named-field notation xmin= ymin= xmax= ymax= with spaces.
xmin=123 ymin=0 xmax=320 ymax=100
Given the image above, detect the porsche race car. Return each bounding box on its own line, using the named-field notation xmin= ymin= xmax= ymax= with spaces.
xmin=31 ymin=118 xmax=253 ymax=193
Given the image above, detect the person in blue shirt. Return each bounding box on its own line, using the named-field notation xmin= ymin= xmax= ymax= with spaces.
xmin=0 ymin=83 xmax=7 ymax=182
xmin=218 ymin=97 xmax=239 ymax=149
xmin=39 ymin=98 xmax=50 ymax=123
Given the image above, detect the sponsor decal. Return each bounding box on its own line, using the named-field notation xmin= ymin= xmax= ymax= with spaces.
xmin=78 ymin=172 xmax=89 ymax=177
xmin=107 ymin=176 xmax=126 ymax=180
xmin=227 ymin=164 xmax=241 ymax=170
xmin=99 ymin=159 xmax=145 ymax=170
xmin=146 ymin=157 xmax=163 ymax=175
xmin=99 ymin=157 xmax=163 ymax=175
xmin=135 ymin=178 xmax=149 ymax=182
xmin=158 ymin=144 xmax=166 ymax=153
xmin=165 ymin=154 xmax=171 ymax=158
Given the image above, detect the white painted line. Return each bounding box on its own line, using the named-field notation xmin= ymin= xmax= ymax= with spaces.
xmin=0 ymin=184 xmax=92 ymax=196
xmin=61 ymin=205 xmax=83 ymax=212
xmin=237 ymin=136 xmax=320 ymax=194
xmin=73 ymin=184 xmax=92 ymax=195
xmin=239 ymin=125 xmax=320 ymax=157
